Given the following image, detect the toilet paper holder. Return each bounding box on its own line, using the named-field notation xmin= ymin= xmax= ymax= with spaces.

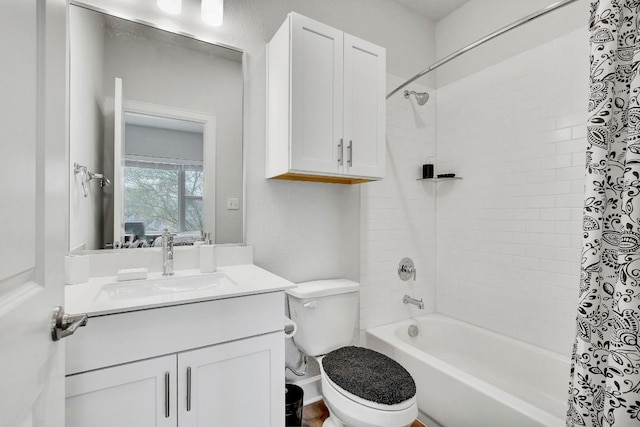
xmin=284 ymin=316 xmax=297 ymax=338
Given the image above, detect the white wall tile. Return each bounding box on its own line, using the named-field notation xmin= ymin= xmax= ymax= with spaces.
xmin=360 ymin=74 xmax=436 ymax=330
xmin=435 ymin=28 xmax=587 ymax=356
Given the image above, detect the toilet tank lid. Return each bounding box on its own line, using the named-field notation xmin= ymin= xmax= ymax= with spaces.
xmin=286 ymin=279 xmax=359 ymax=299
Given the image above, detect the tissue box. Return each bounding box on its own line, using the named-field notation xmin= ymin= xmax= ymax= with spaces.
xmin=65 ymin=255 xmax=90 ymax=285
xmin=200 ymin=245 xmax=217 ymax=273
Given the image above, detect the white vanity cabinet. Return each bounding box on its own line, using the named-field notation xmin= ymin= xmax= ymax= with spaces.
xmin=65 ymin=291 xmax=285 ymax=426
xmin=178 ymin=333 xmax=282 ymax=426
xmin=266 ymin=12 xmax=386 ymax=184
xmin=66 ymin=355 xmax=177 ymax=427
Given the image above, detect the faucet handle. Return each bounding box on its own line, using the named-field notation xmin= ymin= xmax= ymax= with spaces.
xmin=162 ymin=228 xmax=174 ymax=243
xmin=398 ymin=257 xmax=416 ymax=281
xmin=162 ymin=229 xmax=175 ymax=276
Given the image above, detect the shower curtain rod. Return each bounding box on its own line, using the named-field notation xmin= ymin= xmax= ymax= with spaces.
xmin=386 ymin=0 xmax=580 ymax=99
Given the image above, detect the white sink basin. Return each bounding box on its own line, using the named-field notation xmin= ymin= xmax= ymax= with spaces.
xmin=101 ymin=272 xmax=236 ymax=300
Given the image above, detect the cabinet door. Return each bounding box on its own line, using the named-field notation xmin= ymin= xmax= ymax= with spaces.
xmin=178 ymin=332 xmax=285 ymax=427
xmin=343 ymin=33 xmax=386 ymax=179
xmin=290 ymin=13 xmax=344 ymax=175
xmin=66 ymin=355 xmax=177 ymax=427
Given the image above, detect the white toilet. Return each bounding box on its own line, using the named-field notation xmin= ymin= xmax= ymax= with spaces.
xmin=286 ymin=279 xmax=418 ymax=427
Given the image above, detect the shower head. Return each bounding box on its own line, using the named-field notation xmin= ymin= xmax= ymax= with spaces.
xmin=404 ymin=90 xmax=430 ymax=106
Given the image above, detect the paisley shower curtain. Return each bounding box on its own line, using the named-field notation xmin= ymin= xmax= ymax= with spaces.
xmin=567 ymin=1 xmax=640 ymax=426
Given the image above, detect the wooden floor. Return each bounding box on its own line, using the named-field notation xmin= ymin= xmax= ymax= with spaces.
xmin=301 ymin=400 xmax=425 ymax=427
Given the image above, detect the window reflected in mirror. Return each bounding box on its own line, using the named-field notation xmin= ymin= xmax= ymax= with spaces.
xmin=122 ymin=113 xmax=205 ymax=247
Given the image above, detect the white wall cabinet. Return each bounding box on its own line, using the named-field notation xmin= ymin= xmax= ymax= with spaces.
xmin=65 ymin=292 xmax=285 ymax=426
xmin=267 ymin=12 xmax=386 ymax=184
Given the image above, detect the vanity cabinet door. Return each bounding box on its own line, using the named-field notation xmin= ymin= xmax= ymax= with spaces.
xmin=178 ymin=332 xmax=285 ymax=427
xmin=66 ymin=355 xmax=177 ymax=427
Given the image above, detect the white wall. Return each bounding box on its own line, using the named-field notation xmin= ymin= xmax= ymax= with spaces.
xmin=69 ymin=7 xmax=106 ymax=251
xmin=434 ymin=0 xmax=587 ymax=87
xmin=358 ymin=0 xmax=589 ymax=353
xmin=360 ymin=75 xmax=437 ymax=330
xmin=436 ymin=27 xmax=588 ymax=355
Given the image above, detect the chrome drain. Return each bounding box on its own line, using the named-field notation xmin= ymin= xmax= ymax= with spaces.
xmin=408 ymin=324 xmax=419 ymax=337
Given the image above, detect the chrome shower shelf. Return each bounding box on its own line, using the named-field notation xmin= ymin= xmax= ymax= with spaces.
xmin=417 ymin=177 xmax=463 ymax=182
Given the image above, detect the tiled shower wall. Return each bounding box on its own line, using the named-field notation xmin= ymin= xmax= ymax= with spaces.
xmin=360 ymin=75 xmax=437 ymax=331
xmin=435 ymin=28 xmax=588 ymax=355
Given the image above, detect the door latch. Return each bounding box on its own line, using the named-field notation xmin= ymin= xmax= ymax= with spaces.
xmin=51 ymin=306 xmax=88 ymax=341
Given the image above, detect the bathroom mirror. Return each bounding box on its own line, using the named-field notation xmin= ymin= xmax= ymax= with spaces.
xmin=69 ymin=4 xmax=243 ymax=251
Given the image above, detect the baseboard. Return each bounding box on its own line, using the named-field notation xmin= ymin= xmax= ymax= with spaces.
xmin=290 ymin=375 xmax=322 ymax=406
xmin=418 ymin=410 xmax=444 ymax=427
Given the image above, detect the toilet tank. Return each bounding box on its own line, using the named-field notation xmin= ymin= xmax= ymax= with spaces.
xmin=286 ymin=279 xmax=359 ymax=357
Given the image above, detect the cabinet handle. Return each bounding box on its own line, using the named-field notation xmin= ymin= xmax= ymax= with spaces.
xmin=164 ymin=372 xmax=170 ymax=418
xmin=338 ymin=139 xmax=344 ymax=166
xmin=347 ymin=140 xmax=353 ymax=167
xmin=186 ymin=367 xmax=192 ymax=412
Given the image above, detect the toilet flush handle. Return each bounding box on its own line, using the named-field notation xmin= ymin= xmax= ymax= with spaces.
xmin=303 ymin=300 xmax=317 ymax=309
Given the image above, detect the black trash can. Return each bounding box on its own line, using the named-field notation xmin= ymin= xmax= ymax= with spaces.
xmin=285 ymin=384 xmax=304 ymax=427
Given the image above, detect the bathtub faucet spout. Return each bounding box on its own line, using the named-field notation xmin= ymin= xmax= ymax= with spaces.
xmin=403 ymin=295 xmax=424 ymax=310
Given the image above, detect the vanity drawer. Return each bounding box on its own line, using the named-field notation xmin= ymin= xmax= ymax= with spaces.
xmin=66 ymin=291 xmax=284 ymax=375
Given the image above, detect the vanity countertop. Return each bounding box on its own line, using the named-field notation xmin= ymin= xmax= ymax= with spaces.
xmin=65 ymin=264 xmax=296 ymax=316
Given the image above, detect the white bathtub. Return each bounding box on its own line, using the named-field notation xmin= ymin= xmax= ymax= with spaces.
xmin=366 ymin=314 xmax=568 ymax=427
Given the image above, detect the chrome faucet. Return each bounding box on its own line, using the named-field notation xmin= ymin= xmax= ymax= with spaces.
xmin=403 ymin=295 xmax=424 ymax=310
xmin=162 ymin=229 xmax=174 ymax=276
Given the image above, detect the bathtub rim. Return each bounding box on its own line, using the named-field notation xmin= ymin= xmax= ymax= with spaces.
xmin=365 ymin=313 xmax=567 ymax=427
xmin=379 ymin=313 xmax=569 ymax=363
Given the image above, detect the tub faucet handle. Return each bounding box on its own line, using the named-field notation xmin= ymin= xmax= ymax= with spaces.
xmin=398 ymin=257 xmax=416 ymax=281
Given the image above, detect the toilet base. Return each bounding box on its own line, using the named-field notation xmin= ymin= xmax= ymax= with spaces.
xmin=321 ymin=377 xmax=417 ymax=427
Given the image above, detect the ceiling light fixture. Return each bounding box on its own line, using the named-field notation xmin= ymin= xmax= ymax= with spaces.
xmin=201 ymin=0 xmax=223 ymax=26
xmin=157 ymin=0 xmax=182 ymax=15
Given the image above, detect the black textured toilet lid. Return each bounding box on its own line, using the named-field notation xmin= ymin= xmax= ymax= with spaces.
xmin=322 ymin=346 xmax=416 ymax=405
